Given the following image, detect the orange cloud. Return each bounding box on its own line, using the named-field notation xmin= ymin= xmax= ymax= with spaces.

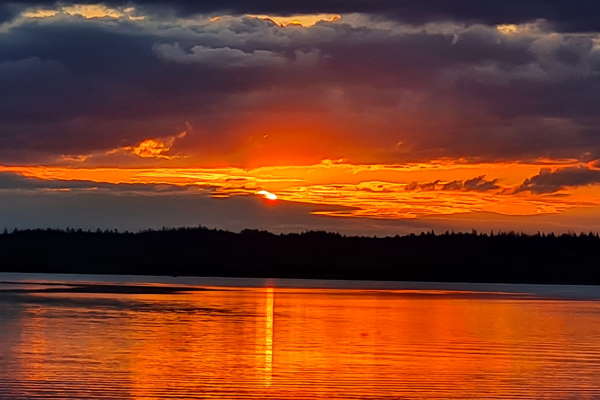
xmin=2 ymin=159 xmax=599 ymax=224
xmin=22 ymin=4 xmax=145 ymax=20
xmin=60 ymin=131 xmax=189 ymax=163
xmin=122 ymin=131 xmax=188 ymax=159
xmin=246 ymin=14 xmax=341 ymax=27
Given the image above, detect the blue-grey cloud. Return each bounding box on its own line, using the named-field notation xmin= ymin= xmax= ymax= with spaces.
xmin=0 ymin=172 xmax=199 ymax=192
xmin=0 ymin=9 xmax=600 ymax=165
xmin=4 ymin=1 xmax=600 ymax=32
xmin=518 ymin=166 xmax=600 ymax=193
xmin=406 ymin=176 xmax=501 ymax=192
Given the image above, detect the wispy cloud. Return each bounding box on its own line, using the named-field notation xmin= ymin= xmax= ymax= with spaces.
xmin=405 ymin=176 xmax=500 ymax=192
xmin=110 ymin=131 xmax=188 ymax=160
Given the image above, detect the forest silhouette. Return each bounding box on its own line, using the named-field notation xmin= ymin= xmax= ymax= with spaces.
xmin=1 ymin=227 xmax=599 ymax=284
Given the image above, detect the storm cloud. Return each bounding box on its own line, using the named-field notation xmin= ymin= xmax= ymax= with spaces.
xmin=4 ymin=1 xmax=600 ymax=31
xmin=0 ymin=172 xmax=198 ymax=192
xmin=0 ymin=8 xmax=599 ymax=166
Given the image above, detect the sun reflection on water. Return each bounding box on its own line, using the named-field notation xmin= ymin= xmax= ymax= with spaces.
xmin=2 ymin=283 xmax=600 ymax=399
xmin=263 ymin=287 xmax=274 ymax=386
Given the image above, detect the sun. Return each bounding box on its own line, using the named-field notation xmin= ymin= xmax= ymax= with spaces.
xmin=257 ymin=190 xmax=278 ymax=201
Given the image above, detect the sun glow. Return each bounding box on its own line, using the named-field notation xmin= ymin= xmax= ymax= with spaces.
xmin=2 ymin=159 xmax=600 ymax=223
xmin=22 ymin=4 xmax=145 ymax=20
xmin=22 ymin=9 xmax=59 ymax=18
xmin=247 ymin=14 xmax=341 ymax=27
xmin=257 ymin=190 xmax=278 ymax=201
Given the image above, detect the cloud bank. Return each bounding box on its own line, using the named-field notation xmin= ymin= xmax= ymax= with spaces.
xmin=4 ymin=1 xmax=600 ymax=31
xmin=0 ymin=4 xmax=599 ymax=166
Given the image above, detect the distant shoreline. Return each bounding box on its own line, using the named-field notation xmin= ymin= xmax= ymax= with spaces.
xmin=1 ymin=227 xmax=599 ymax=286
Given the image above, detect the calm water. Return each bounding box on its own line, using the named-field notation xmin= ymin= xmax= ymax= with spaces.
xmin=1 ymin=274 xmax=600 ymax=399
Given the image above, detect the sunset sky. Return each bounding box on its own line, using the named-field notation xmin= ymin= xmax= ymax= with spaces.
xmin=2 ymin=1 xmax=600 ymax=234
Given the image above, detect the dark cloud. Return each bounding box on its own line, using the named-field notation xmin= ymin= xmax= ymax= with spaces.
xmin=0 ymin=9 xmax=600 ymax=164
xmin=5 ymin=1 xmax=600 ymax=32
xmin=406 ymin=176 xmax=500 ymax=192
xmin=517 ymin=166 xmax=600 ymax=194
xmin=0 ymin=172 xmax=196 ymax=192
xmin=154 ymin=43 xmax=287 ymax=67
xmin=0 ymin=4 xmax=22 ymax=23
xmin=0 ymin=17 xmax=276 ymax=160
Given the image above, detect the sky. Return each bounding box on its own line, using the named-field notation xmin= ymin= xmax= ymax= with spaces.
xmin=1 ymin=1 xmax=600 ymax=234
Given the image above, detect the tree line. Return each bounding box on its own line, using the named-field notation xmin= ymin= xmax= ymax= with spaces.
xmin=1 ymin=227 xmax=599 ymax=284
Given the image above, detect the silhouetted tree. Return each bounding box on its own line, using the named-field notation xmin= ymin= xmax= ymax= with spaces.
xmin=0 ymin=227 xmax=598 ymax=284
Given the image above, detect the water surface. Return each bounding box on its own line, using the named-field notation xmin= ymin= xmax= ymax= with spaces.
xmin=1 ymin=273 xmax=600 ymax=399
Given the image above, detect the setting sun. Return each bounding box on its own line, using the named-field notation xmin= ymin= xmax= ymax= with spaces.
xmin=257 ymin=190 xmax=278 ymax=201
xmin=3 ymin=2 xmax=600 ymax=399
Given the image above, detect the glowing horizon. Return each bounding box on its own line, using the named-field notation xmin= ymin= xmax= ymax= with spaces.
xmin=2 ymin=2 xmax=600 ymax=233
xmin=2 ymin=157 xmax=599 ymax=230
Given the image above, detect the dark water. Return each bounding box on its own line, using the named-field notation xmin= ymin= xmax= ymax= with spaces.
xmin=1 ymin=273 xmax=600 ymax=399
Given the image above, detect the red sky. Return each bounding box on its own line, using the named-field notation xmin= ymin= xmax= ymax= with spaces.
xmin=1 ymin=3 xmax=600 ymax=233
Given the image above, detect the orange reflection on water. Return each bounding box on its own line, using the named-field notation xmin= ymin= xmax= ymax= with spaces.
xmin=3 ymin=287 xmax=600 ymax=399
xmin=263 ymin=288 xmax=274 ymax=386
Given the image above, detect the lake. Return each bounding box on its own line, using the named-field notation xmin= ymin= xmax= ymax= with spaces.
xmin=1 ymin=273 xmax=600 ymax=399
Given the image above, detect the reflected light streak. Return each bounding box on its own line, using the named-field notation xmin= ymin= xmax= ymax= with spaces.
xmin=4 ymin=286 xmax=600 ymax=398
xmin=264 ymin=288 xmax=274 ymax=386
